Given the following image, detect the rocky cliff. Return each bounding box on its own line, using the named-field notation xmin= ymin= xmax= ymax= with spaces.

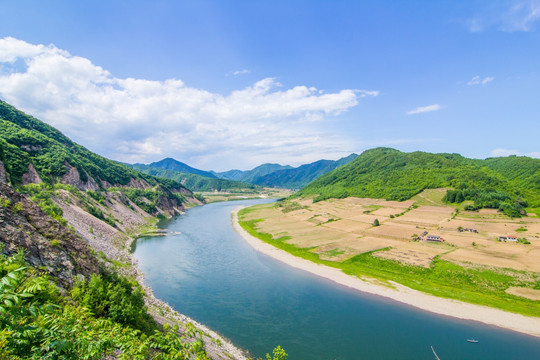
xmin=0 ymin=182 xmax=100 ymax=288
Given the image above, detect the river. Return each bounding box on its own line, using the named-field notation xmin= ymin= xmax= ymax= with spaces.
xmin=133 ymin=199 xmax=540 ymax=359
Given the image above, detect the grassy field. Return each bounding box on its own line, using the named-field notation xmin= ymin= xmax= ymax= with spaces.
xmin=238 ymin=191 xmax=540 ymax=317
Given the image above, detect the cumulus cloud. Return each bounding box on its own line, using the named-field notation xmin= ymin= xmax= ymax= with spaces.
xmin=490 ymin=148 xmax=540 ymax=158
xmin=467 ymin=1 xmax=540 ymax=32
xmin=467 ymin=75 xmax=494 ymax=86
xmin=406 ymin=104 xmax=441 ymax=115
xmin=0 ymin=37 xmax=377 ymax=170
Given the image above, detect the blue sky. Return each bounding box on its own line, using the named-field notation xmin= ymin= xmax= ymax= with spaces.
xmin=1 ymin=0 xmax=539 ymax=170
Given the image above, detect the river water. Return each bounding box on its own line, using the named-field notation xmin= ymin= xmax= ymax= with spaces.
xmin=133 ymin=199 xmax=540 ymax=359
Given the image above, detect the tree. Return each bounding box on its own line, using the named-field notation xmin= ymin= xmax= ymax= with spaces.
xmin=373 ymin=218 xmax=380 ymax=226
xmin=265 ymin=346 xmax=288 ymax=360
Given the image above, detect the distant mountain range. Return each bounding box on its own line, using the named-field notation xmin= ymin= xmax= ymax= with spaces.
xmin=253 ymin=154 xmax=358 ymax=189
xmin=129 ymin=163 xmax=258 ymax=192
xmin=136 ymin=154 xmax=358 ymax=191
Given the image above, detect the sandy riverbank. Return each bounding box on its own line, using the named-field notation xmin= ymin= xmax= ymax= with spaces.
xmin=231 ymin=207 xmax=540 ymax=339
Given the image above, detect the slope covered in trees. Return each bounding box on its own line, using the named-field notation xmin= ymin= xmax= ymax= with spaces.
xmin=297 ymin=147 xmax=540 ymax=217
xmin=254 ymin=154 xmax=357 ymax=189
xmin=0 ymin=100 xmax=187 ymax=194
xmin=234 ymin=163 xmax=294 ymax=184
xmin=147 ymin=158 xmax=218 ymax=179
xmin=211 ymin=155 xmax=357 ymax=189
xmin=130 ymin=163 xmax=259 ymax=192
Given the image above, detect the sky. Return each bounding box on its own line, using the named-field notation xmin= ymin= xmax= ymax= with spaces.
xmin=0 ymin=0 xmax=539 ymax=171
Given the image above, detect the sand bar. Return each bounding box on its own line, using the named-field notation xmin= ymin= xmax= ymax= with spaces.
xmin=232 ymin=207 xmax=540 ymax=339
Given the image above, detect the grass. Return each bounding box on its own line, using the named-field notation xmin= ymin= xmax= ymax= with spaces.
xmin=410 ymin=188 xmax=447 ymax=206
xmin=238 ymin=206 xmax=540 ymax=318
xmin=320 ymin=248 xmax=345 ymax=258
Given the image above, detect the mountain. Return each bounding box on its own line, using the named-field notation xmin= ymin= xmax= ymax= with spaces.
xmin=0 ymin=99 xmax=247 ymax=359
xmin=238 ymin=163 xmax=293 ymax=184
xmin=297 ymin=147 xmax=540 ymax=217
xmin=211 ymin=169 xmax=246 ymax=181
xmin=130 ymin=163 xmax=259 ymax=192
xmin=148 ymin=157 xmax=217 ymax=178
xmin=211 ymin=156 xmax=357 ymax=189
xmin=213 ymin=163 xmax=293 ymax=184
xmin=254 ymin=153 xmax=357 ymax=189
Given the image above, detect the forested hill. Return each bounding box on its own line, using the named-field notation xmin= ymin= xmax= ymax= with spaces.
xmin=146 ymin=157 xmax=218 ymax=178
xmin=220 ymin=164 xmax=292 ymax=185
xmin=297 ymin=147 xmax=540 ymax=217
xmin=254 ymin=153 xmax=357 ymax=189
xmin=0 ymin=100 xmax=188 ymax=194
xmin=130 ymin=163 xmax=259 ymax=192
xmin=211 ymin=155 xmax=357 ymax=189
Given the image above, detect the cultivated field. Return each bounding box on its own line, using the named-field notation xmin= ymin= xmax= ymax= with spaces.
xmin=240 ymin=189 xmax=540 ymax=272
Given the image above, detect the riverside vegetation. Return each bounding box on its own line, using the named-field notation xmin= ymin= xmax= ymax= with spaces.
xmin=0 ymin=100 xmax=286 ymax=359
xmin=238 ymin=148 xmax=540 ymax=318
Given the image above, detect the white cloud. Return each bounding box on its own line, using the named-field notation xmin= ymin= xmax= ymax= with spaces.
xmin=406 ymin=104 xmax=441 ymax=115
xmin=0 ymin=37 xmax=377 ymax=170
xmin=467 ymin=1 xmax=540 ymax=32
xmin=232 ymin=69 xmax=250 ymax=76
xmin=467 ymin=75 xmax=494 ymax=86
xmin=490 ymin=148 xmax=540 ymax=158
xmin=490 ymin=148 xmax=519 ymax=157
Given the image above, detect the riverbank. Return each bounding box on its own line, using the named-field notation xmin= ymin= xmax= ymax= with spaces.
xmin=231 ymin=207 xmax=540 ymax=339
xmin=129 ymin=224 xmax=249 ymax=360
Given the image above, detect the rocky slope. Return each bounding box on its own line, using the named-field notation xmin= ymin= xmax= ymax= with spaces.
xmin=0 ymin=180 xmax=99 ymax=288
xmin=0 ymin=101 xmax=248 ymax=359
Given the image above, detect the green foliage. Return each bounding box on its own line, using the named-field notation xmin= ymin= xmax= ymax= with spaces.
xmin=0 ymin=251 xmax=212 ymax=359
xmin=297 ymin=148 xmax=540 ymax=216
xmin=263 ymin=346 xmax=288 ymax=360
xmin=0 ymin=101 xmax=190 ymax=198
xmin=19 ymin=184 xmax=67 ymax=225
xmin=443 ymin=187 xmax=527 ymax=217
xmin=253 ymin=154 xmax=357 ymax=189
xmin=71 ymin=272 xmax=155 ymax=334
xmin=131 ymin=164 xmax=258 ymax=192
xmin=11 ymin=202 xmax=24 ymax=214
xmin=373 ymin=218 xmax=380 ymax=226
xmin=0 ymin=197 xmax=10 ymax=208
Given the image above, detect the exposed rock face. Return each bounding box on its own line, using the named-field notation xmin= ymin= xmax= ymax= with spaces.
xmin=0 ymin=160 xmax=7 ymax=183
xmin=21 ymin=163 xmax=42 ymax=185
xmin=127 ymin=178 xmax=153 ymax=189
xmin=0 ymin=183 xmax=100 ymax=288
xmin=61 ymin=164 xmax=99 ymax=191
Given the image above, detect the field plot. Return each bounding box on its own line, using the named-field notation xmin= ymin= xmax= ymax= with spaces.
xmin=240 ymin=190 xmax=540 ymax=274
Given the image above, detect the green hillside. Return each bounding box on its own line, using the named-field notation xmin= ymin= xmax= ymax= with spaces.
xmin=212 ymin=169 xmax=245 ymax=181
xmin=0 ymin=100 xmax=188 ymax=192
xmin=147 ymin=157 xmax=217 ymax=178
xmin=297 ymin=147 xmax=540 ymax=217
xmin=237 ymin=163 xmax=293 ymax=184
xmin=130 ymin=163 xmax=259 ymax=192
xmin=255 ymin=153 xmax=357 ymax=189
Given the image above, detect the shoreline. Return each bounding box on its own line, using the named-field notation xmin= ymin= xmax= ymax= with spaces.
xmin=231 ymin=207 xmax=540 ymax=339
xmin=129 ymin=220 xmax=249 ymax=360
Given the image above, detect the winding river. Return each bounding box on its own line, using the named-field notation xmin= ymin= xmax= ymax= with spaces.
xmin=133 ymin=199 xmax=540 ymax=359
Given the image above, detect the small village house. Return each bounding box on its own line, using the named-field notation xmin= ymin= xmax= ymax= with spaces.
xmin=426 ymin=235 xmax=442 ymax=242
